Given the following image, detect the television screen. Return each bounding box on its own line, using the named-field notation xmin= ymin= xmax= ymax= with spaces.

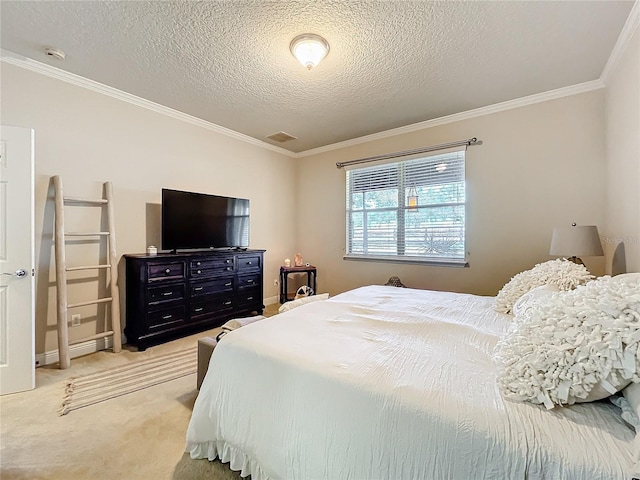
xmin=161 ymin=189 xmax=250 ymax=251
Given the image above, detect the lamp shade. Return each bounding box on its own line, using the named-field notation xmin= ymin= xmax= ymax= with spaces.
xmin=549 ymin=225 xmax=604 ymax=257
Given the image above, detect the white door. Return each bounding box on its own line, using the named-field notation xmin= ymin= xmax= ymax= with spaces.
xmin=0 ymin=125 xmax=35 ymax=395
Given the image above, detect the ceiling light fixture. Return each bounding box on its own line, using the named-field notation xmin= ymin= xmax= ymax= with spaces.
xmin=290 ymin=34 xmax=329 ymax=70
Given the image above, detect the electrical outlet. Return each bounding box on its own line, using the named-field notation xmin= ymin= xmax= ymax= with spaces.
xmin=273 ymin=279 xmax=279 ymax=286
xmin=71 ymin=314 xmax=81 ymax=327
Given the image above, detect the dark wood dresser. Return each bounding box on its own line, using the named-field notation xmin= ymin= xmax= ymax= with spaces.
xmin=124 ymin=249 xmax=264 ymax=350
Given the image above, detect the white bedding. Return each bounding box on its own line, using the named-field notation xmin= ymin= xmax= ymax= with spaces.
xmin=186 ymin=285 xmax=636 ymax=479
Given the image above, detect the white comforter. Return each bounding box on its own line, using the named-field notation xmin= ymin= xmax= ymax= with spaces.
xmin=186 ymin=286 xmax=636 ymax=479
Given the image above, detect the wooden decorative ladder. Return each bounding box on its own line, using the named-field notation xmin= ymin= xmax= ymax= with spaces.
xmin=53 ymin=176 xmax=122 ymax=369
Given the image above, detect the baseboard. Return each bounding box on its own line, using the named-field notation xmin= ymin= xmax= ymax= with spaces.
xmin=35 ymin=335 xmax=125 ymax=367
xmin=264 ymin=295 xmax=279 ymax=306
xmin=36 ymin=299 xmax=278 ymax=367
xmin=34 ymin=299 xmax=279 ymax=366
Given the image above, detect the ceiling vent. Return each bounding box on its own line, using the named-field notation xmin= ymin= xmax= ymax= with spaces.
xmin=266 ymin=131 xmax=297 ymax=143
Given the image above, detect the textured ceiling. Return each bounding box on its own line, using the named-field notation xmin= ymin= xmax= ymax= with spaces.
xmin=0 ymin=1 xmax=634 ymax=153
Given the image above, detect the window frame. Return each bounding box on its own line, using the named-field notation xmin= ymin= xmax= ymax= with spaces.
xmin=344 ymin=150 xmax=468 ymax=267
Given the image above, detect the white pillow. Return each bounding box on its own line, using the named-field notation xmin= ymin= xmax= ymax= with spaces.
xmin=623 ymin=382 xmax=640 ymax=478
xmin=614 ymin=272 xmax=640 ymax=282
xmin=494 ymin=274 xmax=640 ymax=409
xmin=278 ymin=293 xmax=329 ymax=313
xmin=623 ymin=382 xmax=640 ymax=427
xmin=610 ymin=394 xmax=639 ymax=430
xmin=624 ymin=382 xmax=640 ymax=419
xmin=512 ymin=284 xmax=560 ymax=318
xmin=494 ymin=259 xmax=593 ymax=314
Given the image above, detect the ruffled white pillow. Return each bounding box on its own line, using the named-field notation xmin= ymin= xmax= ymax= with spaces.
xmin=512 ymin=284 xmax=560 ymax=318
xmin=494 ymin=274 xmax=640 ymax=409
xmin=494 ymin=259 xmax=593 ymax=314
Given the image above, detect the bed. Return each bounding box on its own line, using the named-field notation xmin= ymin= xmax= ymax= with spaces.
xmin=186 ymin=285 xmax=637 ymax=479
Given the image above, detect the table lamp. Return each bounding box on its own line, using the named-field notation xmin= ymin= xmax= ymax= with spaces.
xmin=549 ymin=223 xmax=604 ymax=265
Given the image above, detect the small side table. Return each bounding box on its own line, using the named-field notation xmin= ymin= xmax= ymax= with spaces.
xmin=280 ymin=265 xmax=317 ymax=303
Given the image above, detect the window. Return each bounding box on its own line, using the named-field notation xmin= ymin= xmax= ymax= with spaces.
xmin=345 ymin=149 xmax=466 ymax=265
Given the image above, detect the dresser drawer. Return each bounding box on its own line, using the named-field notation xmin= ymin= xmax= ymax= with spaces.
xmin=190 ymin=278 xmax=234 ymax=297
xmin=237 ymin=255 xmax=261 ymax=272
xmin=191 ymin=296 xmax=234 ymax=318
xmin=147 ymin=305 xmax=186 ymax=331
xmin=147 ymin=262 xmax=185 ymax=282
xmin=237 ymin=273 xmax=261 ymax=290
xmin=190 ymin=256 xmax=234 ymax=278
xmin=236 ymin=288 xmax=261 ymax=307
xmin=147 ymin=284 xmax=185 ymax=307
xmin=190 ymin=263 xmax=235 ymax=278
xmin=190 ymin=256 xmax=234 ymax=270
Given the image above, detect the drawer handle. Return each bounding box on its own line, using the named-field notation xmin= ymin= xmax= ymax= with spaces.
xmin=194 ymin=307 xmax=203 ymax=313
xmin=247 ymin=279 xmax=254 ymax=284
xmin=162 ymin=314 xmax=173 ymax=320
xmin=164 ymin=268 xmax=171 ymax=274
xmin=247 ymin=296 xmax=253 ymax=301
xmin=224 ymin=301 xmax=232 ymax=306
xmin=196 ymin=261 xmax=201 ymax=266
xmin=162 ymin=292 xmax=173 ymax=296
xmin=197 ymin=270 xmax=202 ymax=274
xmin=194 ymin=287 xmax=203 ymax=291
xmin=247 ymin=261 xmax=252 ymax=265
xmin=225 ymin=282 xmax=232 ymax=287
xmin=226 ymin=259 xmax=232 ymax=264
xmin=226 ymin=267 xmax=233 ymax=271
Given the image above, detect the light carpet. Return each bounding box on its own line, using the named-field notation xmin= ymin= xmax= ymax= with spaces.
xmin=1 ymin=304 xmax=279 ymax=479
xmin=60 ymin=347 xmax=197 ymax=415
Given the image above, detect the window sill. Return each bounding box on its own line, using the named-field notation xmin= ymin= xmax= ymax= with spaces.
xmin=343 ymin=254 xmax=468 ymax=268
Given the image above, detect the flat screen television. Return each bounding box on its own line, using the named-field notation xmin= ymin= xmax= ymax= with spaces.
xmin=161 ymin=189 xmax=250 ymax=251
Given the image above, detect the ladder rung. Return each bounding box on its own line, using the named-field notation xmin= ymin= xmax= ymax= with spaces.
xmin=69 ymin=331 xmax=115 ymax=346
xmin=66 ymin=264 xmax=112 ymax=272
xmin=68 ymin=297 xmax=113 ymax=309
xmin=64 ymin=232 xmax=110 ymax=236
xmin=64 ymin=197 xmax=108 ymax=205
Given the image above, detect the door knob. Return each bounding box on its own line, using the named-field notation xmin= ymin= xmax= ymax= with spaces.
xmin=1 ymin=269 xmax=27 ymax=278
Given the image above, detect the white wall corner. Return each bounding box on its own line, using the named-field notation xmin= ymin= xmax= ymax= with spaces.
xmin=601 ymin=0 xmax=640 ymax=84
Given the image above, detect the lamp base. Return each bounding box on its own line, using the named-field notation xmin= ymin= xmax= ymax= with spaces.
xmin=566 ymin=256 xmax=585 ymax=265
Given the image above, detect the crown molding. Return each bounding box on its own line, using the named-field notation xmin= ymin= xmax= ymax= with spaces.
xmin=0 ymin=49 xmax=297 ymax=158
xmin=296 ymin=80 xmax=605 ymax=158
xmin=600 ymin=0 xmax=640 ymax=84
xmin=0 ymin=48 xmax=611 ymax=161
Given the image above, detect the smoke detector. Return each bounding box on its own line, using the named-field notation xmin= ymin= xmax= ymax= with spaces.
xmin=44 ymin=47 xmax=66 ymax=61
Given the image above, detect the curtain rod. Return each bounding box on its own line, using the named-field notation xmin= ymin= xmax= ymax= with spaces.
xmin=335 ymin=137 xmax=478 ymax=169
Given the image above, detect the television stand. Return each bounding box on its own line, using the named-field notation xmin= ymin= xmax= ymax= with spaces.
xmin=124 ymin=249 xmax=265 ymax=350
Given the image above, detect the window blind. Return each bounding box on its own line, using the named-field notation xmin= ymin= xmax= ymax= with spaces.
xmin=345 ymin=150 xmax=466 ymax=264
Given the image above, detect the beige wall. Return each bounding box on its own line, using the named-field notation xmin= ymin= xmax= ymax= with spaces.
xmin=605 ymin=26 xmax=640 ymax=273
xmin=296 ymin=91 xmax=608 ymax=297
xmin=1 ymin=64 xmax=297 ymax=354
xmin=5 ymin=34 xmax=634 ymax=355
